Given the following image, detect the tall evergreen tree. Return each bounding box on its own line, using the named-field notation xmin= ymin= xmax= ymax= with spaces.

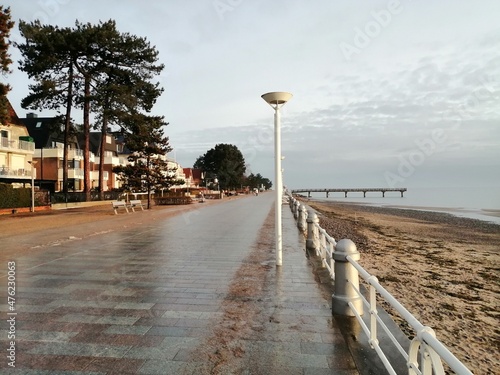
xmin=89 ymin=22 xmax=164 ymax=197
xmin=0 ymin=6 xmax=14 ymax=125
xmin=17 ymin=19 xmax=165 ymax=199
xmin=17 ymin=22 xmax=83 ymax=195
xmin=194 ymin=144 xmax=246 ymax=190
xmin=69 ymin=20 xmax=164 ymax=198
xmin=113 ymin=115 xmax=183 ymax=209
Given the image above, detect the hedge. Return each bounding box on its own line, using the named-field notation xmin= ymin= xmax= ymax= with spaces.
xmin=0 ymin=183 xmax=31 ymax=208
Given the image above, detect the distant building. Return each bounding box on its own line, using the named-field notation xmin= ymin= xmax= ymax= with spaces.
xmin=167 ymin=158 xmax=186 ymax=190
xmin=19 ymin=111 xmax=186 ymax=194
xmin=88 ymin=132 xmax=126 ymax=191
xmin=182 ymin=168 xmax=203 ymax=188
xmin=21 ymin=113 xmax=83 ymax=193
xmin=0 ymin=103 xmax=35 ymax=187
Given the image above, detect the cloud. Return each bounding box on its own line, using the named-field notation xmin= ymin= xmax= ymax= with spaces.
xmin=4 ymin=0 xmax=499 ymax=191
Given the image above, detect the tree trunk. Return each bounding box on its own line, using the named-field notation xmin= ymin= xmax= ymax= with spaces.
xmin=63 ymin=64 xmax=74 ymax=200
xmin=98 ymin=113 xmax=107 ymax=201
xmin=83 ymin=75 xmax=91 ymax=201
xmin=146 ymin=154 xmax=151 ymax=209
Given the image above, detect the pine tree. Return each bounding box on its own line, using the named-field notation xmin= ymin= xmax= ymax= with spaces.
xmin=71 ymin=20 xmax=164 ymax=198
xmin=17 ymin=20 xmax=165 ymax=199
xmin=17 ymin=22 xmax=82 ymax=195
xmin=113 ymin=115 xmax=183 ymax=209
xmin=0 ymin=6 xmax=14 ymax=125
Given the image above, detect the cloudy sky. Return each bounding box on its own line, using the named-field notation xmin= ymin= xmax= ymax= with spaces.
xmin=3 ymin=0 xmax=500 ymax=190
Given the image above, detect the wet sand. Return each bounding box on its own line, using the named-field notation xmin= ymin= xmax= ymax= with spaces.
xmin=304 ymin=199 xmax=499 ymax=374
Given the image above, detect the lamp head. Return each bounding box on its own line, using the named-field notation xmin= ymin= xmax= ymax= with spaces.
xmin=261 ymin=92 xmax=292 ymax=109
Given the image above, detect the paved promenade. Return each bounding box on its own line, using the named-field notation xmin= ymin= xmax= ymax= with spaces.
xmin=1 ymin=193 xmax=358 ymax=374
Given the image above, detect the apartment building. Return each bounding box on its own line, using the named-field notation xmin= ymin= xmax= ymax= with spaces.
xmin=0 ymin=103 xmax=35 ymax=187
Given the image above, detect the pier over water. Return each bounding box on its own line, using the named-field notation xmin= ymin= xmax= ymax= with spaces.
xmin=292 ymin=188 xmax=407 ymax=198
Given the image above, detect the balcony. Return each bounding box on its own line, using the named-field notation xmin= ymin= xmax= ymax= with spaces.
xmin=0 ymin=166 xmax=32 ymax=179
xmin=58 ymin=168 xmax=84 ymax=179
xmin=36 ymin=147 xmax=84 ymax=159
xmin=103 ymin=155 xmax=120 ymax=165
xmin=0 ymin=137 xmax=35 ymax=154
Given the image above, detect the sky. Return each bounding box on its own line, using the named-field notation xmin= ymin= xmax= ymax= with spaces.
xmin=3 ymin=0 xmax=500 ymax=191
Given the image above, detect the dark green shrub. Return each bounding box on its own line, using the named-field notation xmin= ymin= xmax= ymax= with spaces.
xmin=0 ymin=183 xmax=31 ymax=208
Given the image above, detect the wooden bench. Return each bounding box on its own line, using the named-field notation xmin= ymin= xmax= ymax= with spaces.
xmin=112 ymin=201 xmax=129 ymax=214
xmin=129 ymin=200 xmax=146 ymax=212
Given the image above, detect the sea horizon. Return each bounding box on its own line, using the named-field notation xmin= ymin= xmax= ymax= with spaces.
xmin=294 ymin=186 xmax=500 ymax=225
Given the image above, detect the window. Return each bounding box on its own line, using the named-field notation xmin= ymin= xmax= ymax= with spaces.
xmin=0 ymin=130 xmax=8 ymax=147
xmin=36 ymin=122 xmax=42 ymax=128
xmin=106 ymin=135 xmax=111 ymax=144
xmin=68 ymin=159 xmax=79 ymax=169
xmin=59 ymin=158 xmax=79 ymax=169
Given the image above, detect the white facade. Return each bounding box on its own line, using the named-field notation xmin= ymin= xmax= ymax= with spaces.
xmin=0 ymin=123 xmax=35 ymax=185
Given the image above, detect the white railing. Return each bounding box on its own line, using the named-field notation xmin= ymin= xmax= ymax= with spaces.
xmin=0 ymin=137 xmax=35 ymax=153
xmin=288 ymin=193 xmax=473 ymax=375
xmin=35 ymin=147 xmax=85 ymax=159
xmin=58 ymin=168 xmax=84 ymax=179
xmin=0 ymin=166 xmax=32 ymax=178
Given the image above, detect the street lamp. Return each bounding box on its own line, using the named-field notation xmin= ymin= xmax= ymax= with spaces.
xmin=28 ymin=160 xmax=38 ymax=213
xmin=214 ymin=177 xmax=219 ymax=197
xmin=261 ymin=91 xmax=292 ymax=266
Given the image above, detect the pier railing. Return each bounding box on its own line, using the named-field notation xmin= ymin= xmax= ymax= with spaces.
xmin=288 ymin=194 xmax=472 ymax=375
xmin=292 ymin=187 xmax=407 ymax=198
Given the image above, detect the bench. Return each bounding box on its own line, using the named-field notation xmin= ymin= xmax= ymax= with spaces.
xmin=129 ymin=199 xmax=146 ymax=212
xmin=112 ymin=201 xmax=129 ymax=214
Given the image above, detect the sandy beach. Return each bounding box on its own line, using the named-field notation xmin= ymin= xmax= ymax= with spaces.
xmin=304 ymin=199 xmax=499 ymax=375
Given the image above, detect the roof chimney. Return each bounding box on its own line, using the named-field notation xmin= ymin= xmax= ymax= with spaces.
xmin=27 ymin=113 xmax=38 ymax=118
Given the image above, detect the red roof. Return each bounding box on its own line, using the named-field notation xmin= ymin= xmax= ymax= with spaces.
xmin=182 ymin=168 xmax=203 ymax=184
xmin=191 ymin=168 xmax=202 ymax=181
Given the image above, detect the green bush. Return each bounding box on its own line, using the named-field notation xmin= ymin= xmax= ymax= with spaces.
xmin=0 ymin=183 xmax=31 ymax=208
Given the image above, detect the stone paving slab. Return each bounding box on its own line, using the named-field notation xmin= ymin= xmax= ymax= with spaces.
xmin=0 ymin=193 xmax=359 ymax=374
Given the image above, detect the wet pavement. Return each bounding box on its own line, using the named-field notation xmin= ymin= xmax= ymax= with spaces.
xmin=1 ymin=193 xmax=359 ymax=374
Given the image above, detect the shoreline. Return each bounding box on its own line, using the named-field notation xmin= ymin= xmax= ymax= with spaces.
xmin=305 ymin=196 xmax=500 ymax=228
xmin=301 ymin=197 xmax=499 ymax=373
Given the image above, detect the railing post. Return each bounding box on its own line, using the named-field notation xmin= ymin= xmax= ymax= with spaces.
xmin=297 ymin=204 xmax=307 ymax=233
xmin=306 ymin=209 xmax=319 ymax=253
xmin=293 ymin=200 xmax=299 ymax=219
xmin=320 ymin=231 xmax=326 ymax=265
xmin=332 ymin=239 xmax=363 ymax=316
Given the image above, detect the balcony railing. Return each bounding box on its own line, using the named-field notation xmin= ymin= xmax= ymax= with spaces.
xmin=0 ymin=137 xmax=35 ymax=153
xmin=58 ymin=168 xmax=84 ymax=179
xmin=36 ymin=147 xmax=85 ymax=159
xmin=0 ymin=166 xmax=32 ymax=178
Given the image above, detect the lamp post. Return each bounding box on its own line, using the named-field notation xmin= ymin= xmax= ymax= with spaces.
xmin=214 ymin=177 xmax=219 ymax=198
xmin=261 ymin=91 xmax=292 ymax=266
xmin=28 ymin=160 xmax=38 ymax=213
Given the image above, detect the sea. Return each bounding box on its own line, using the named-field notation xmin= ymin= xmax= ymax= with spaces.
xmin=302 ymin=186 xmax=500 ymax=225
